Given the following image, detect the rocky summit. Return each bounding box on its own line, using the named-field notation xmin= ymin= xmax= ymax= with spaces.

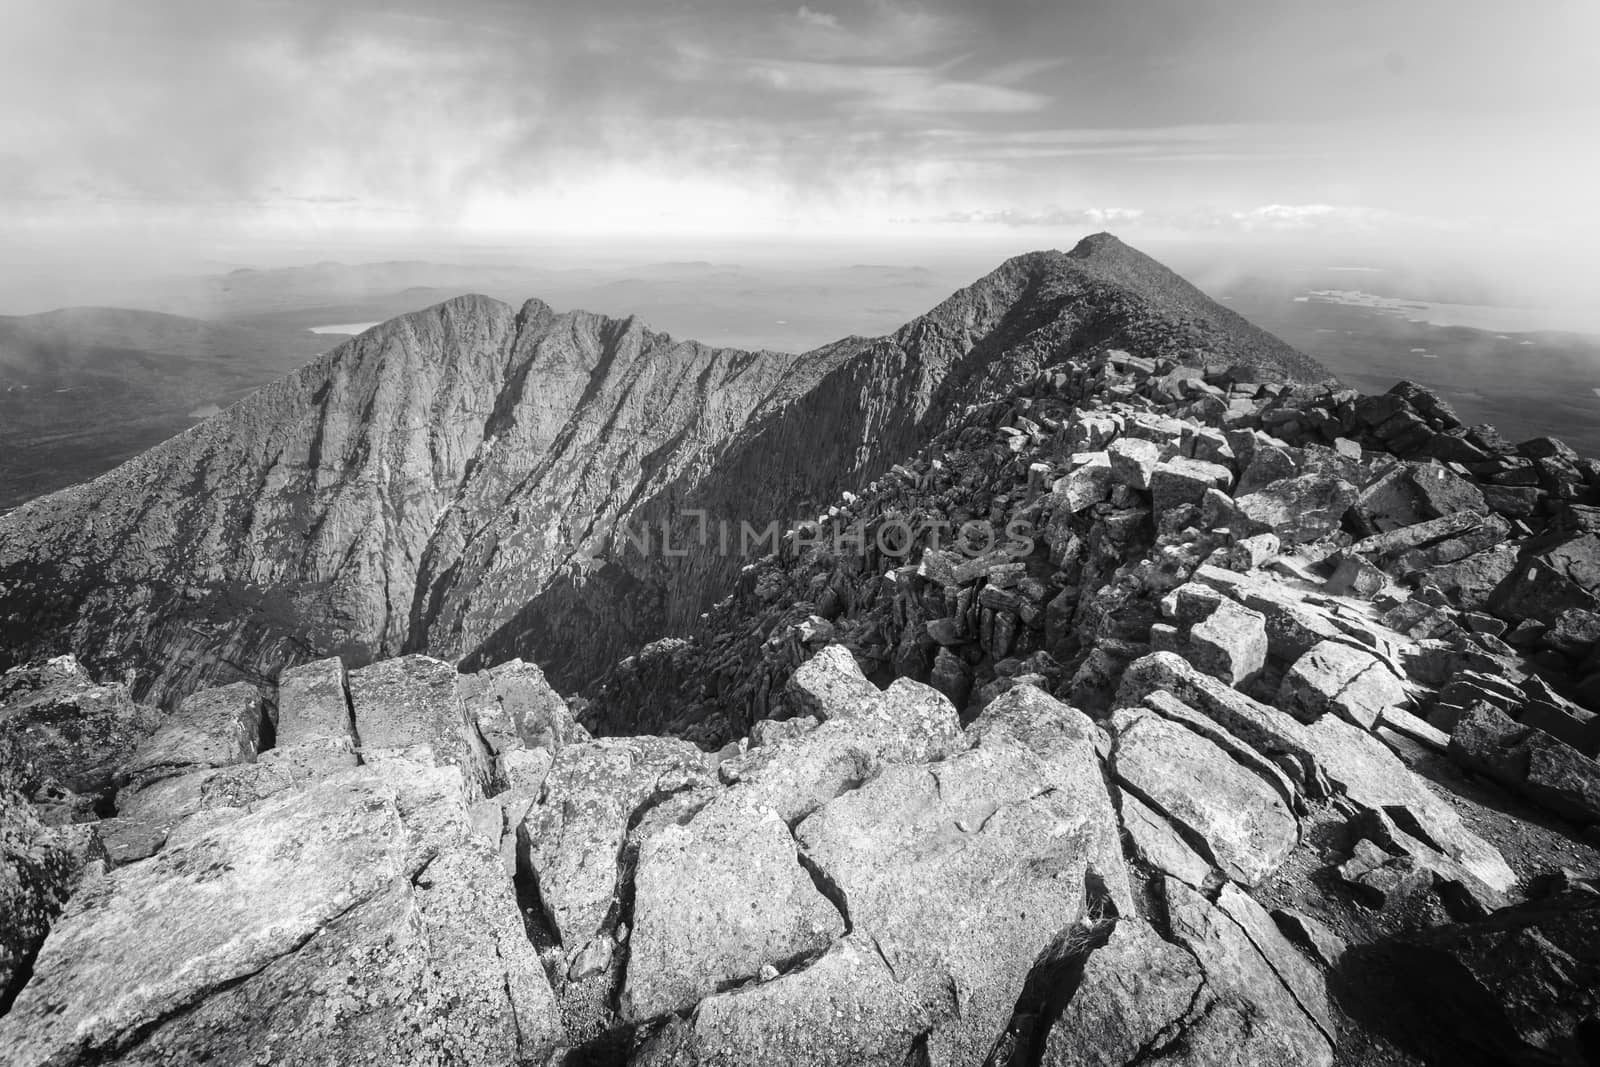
xmin=4 ymin=236 xmax=1600 ymax=1066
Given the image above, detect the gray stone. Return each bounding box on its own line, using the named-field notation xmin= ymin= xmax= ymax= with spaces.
xmin=457 ymin=657 xmax=578 ymax=758
xmin=1119 ymin=789 xmax=1212 ymax=886
xmin=1041 ymin=919 xmax=1203 ymax=1067
xmin=1233 ymin=473 xmax=1358 ymax=544
xmin=122 ymin=681 xmax=264 ymax=787
xmin=1272 ymin=907 xmax=1347 ymax=968
xmin=274 ymin=655 xmax=352 ymax=748
xmin=786 ymin=644 xmax=881 ymax=721
xmin=348 ymin=655 xmax=495 ymax=797
xmin=793 ymin=738 xmax=1124 ymax=1066
xmin=1056 ymin=450 xmax=1114 ymax=512
xmin=1117 ymin=652 xmax=1515 ymax=892
xmin=1216 ymin=883 xmax=1335 ymax=1041
xmin=1339 ymin=838 xmax=1434 ymax=908
xmin=1151 ymin=456 xmax=1233 ymax=516
xmin=1278 ymin=639 xmax=1410 ymax=730
xmin=0 ymin=763 xmax=563 ymax=1066
xmin=1107 ymin=436 xmax=1162 ymax=491
xmin=621 ymin=797 xmax=846 ymax=1021
xmin=522 ymin=736 xmax=712 ymax=947
xmin=1162 ymin=877 xmax=1334 ymax=1066
xmin=1189 ymin=597 xmax=1269 ymax=686
xmin=632 ymin=938 xmax=927 ymax=1067
xmin=1450 ymin=703 xmax=1600 ymax=824
xmin=1112 ymin=707 xmax=1298 ymax=887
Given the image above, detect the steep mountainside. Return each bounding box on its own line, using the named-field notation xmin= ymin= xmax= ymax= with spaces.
xmin=0 ymin=309 xmax=329 ymax=508
xmin=0 ymin=235 xmax=1329 ymax=708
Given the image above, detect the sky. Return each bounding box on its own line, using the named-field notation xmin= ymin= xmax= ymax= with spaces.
xmin=2 ymin=0 xmax=1598 ymax=303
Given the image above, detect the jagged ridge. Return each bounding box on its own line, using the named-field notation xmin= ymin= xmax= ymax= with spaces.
xmin=0 ymin=235 xmax=1330 ymax=709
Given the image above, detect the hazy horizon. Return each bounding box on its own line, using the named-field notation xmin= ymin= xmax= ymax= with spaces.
xmin=3 ymin=0 xmax=1597 ymax=323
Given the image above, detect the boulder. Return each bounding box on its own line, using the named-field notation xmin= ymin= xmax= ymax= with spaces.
xmin=1111 ymin=707 xmax=1298 ymax=886
xmin=1151 ymin=456 xmax=1233 ymax=516
xmin=1056 ymin=451 xmax=1114 ymax=512
xmin=457 ymin=657 xmax=578 ymax=757
xmin=791 ymin=738 xmax=1125 ymax=1066
xmin=1118 ymin=790 xmax=1212 ymax=886
xmin=1188 ymin=597 xmax=1269 ymax=686
xmin=1117 ymin=652 xmax=1515 ymax=892
xmin=621 ymin=797 xmax=846 ymax=1021
xmin=1233 ymin=473 xmax=1359 ymax=544
xmin=1395 ymin=890 xmax=1600 ymax=1066
xmin=1107 ymin=437 xmax=1162 ymax=491
xmin=1040 ymin=919 xmax=1204 ymax=1067
xmin=522 ymin=736 xmax=712 ymax=948
xmin=633 ymin=938 xmax=926 ymax=1067
xmin=1450 ymin=703 xmax=1600 ymax=824
xmin=1423 ymin=541 xmax=1521 ymax=611
xmin=1278 ymin=639 xmax=1410 ymax=730
xmin=1491 ymin=533 xmax=1600 ymax=626
xmin=1272 ymin=908 xmax=1346 ymax=969
xmin=1215 ymin=883 xmax=1335 ymax=1040
xmin=121 ymin=681 xmax=265 ymax=787
xmin=0 ymin=763 xmax=563 ymax=1066
xmin=347 ymin=655 xmax=495 ymax=797
xmin=1339 ymin=837 xmax=1434 ymax=908
xmin=1160 ymin=878 xmax=1334 ymax=1066
xmin=786 ymin=644 xmax=881 ymax=721
xmin=274 ymin=655 xmax=353 ymax=748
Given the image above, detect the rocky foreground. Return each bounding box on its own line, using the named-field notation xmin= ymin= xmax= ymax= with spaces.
xmin=4 ymin=338 xmax=1600 ymax=1064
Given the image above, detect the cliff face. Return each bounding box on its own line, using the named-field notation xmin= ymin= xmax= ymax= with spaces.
xmin=0 ymin=235 xmax=1330 ymax=707
xmin=0 ymin=296 xmax=808 ymax=704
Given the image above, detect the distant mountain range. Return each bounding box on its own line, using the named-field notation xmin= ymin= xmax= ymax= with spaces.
xmin=0 ymin=234 xmax=1330 ymax=707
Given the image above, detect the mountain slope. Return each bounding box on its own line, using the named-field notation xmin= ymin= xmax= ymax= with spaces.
xmin=0 ymin=235 xmax=1331 ymax=707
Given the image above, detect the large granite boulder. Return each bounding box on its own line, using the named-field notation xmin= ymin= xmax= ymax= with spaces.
xmin=1277 ymin=639 xmax=1409 ymax=730
xmin=637 ymin=722 xmax=1129 ymax=1066
xmin=621 ymin=795 xmax=846 ymax=1021
xmin=0 ymin=761 xmax=562 ymax=1065
xmin=1117 ymin=652 xmax=1514 ymax=892
xmin=347 ymin=654 xmax=496 ymax=797
xmin=521 ymin=736 xmax=713 ymax=951
xmin=1111 ymin=707 xmax=1298 ymax=886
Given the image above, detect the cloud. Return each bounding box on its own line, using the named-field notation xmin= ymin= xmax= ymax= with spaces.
xmin=0 ymin=0 xmax=1594 ymax=255
xmin=919 ymin=202 xmax=1454 ymax=239
xmin=795 ymin=6 xmax=840 ymax=30
xmin=929 ymin=206 xmax=1146 ymax=227
xmin=740 ymin=59 xmax=1052 ymax=113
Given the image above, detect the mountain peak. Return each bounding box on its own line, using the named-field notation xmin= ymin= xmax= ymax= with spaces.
xmin=1066 ymin=230 xmax=1132 ymax=259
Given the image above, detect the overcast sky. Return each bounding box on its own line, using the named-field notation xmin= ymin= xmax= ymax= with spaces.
xmin=2 ymin=0 xmax=1597 ymax=292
